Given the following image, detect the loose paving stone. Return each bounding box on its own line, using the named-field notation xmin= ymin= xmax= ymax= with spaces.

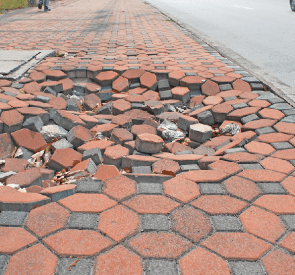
xmin=48 ymin=148 xmax=82 ymax=171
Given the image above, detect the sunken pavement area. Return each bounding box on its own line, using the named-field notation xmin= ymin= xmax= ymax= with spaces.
xmin=0 ymin=0 xmax=295 ymax=274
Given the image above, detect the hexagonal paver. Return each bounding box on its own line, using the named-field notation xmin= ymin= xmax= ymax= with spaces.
xmin=3 ymin=244 xmax=58 ymax=275
xmin=95 ymin=71 xmax=118 ymax=86
xmin=259 ymin=108 xmax=285 ymax=120
xmin=58 ymin=194 xmax=117 ymax=213
xmin=102 ymin=175 xmax=136 ymax=201
xmin=0 ymin=227 xmax=37 ymax=254
xmin=0 ymin=186 xmax=51 ymax=211
xmin=257 ymin=132 xmax=293 ymax=143
xmin=43 ymin=229 xmax=113 ymax=256
xmin=94 ymin=245 xmax=143 ymax=275
xmin=201 ymin=232 xmax=271 ymax=260
xmin=240 ymin=206 xmax=285 ymax=243
xmin=191 ymin=195 xmax=248 ymax=214
xmin=112 ymin=76 xmax=129 ymax=92
xmin=221 ymin=152 xmax=263 ymax=163
xmin=123 ymin=194 xmax=179 ymax=214
xmin=163 ymin=175 xmax=200 ymax=203
xmin=171 ymin=206 xmax=212 ymax=242
xmin=271 ymin=148 xmax=295 ymax=160
xmin=254 ymin=195 xmax=295 ymax=214
xmin=179 ymin=247 xmax=231 ymax=275
xmin=223 ymin=176 xmax=261 ymax=201
xmin=274 ymin=121 xmax=295 ymax=135
xmin=127 ymin=232 xmax=193 ymax=258
xmin=245 ymin=141 xmax=275 ymax=156
xmin=262 ymin=248 xmax=295 ymax=275
xmin=26 ymin=202 xmax=70 ymax=238
xmin=11 ymin=128 xmax=47 ymax=152
xmin=208 ymin=160 xmax=242 ymax=175
xmin=182 ymin=170 xmax=228 ymax=183
xmin=237 ymin=170 xmax=287 ymax=182
xmin=98 ymin=205 xmax=140 ymax=242
xmin=260 ymin=157 xmax=294 ymax=174
xmin=93 ymin=164 xmax=120 ymax=182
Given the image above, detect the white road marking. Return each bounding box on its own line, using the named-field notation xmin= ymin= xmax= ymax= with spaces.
xmin=233 ymin=5 xmax=253 ymax=10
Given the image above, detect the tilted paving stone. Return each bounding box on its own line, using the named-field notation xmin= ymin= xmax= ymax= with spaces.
xmin=1 ymin=0 xmax=295 ymax=273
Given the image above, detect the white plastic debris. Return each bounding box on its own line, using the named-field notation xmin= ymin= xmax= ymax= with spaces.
xmin=18 ymin=188 xmax=27 ymax=193
xmin=158 ymin=120 xmax=185 ymax=141
xmin=6 ymin=184 xmax=20 ymax=190
xmin=0 ymin=160 xmax=6 ymax=165
xmin=220 ymin=123 xmax=241 ymax=136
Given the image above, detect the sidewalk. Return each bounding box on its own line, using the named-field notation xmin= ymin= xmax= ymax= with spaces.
xmin=0 ymin=0 xmax=295 ymax=274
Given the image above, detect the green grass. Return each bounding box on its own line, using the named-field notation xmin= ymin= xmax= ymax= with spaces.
xmin=0 ymin=0 xmax=36 ymax=14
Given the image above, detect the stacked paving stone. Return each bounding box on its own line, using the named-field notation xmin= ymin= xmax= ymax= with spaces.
xmin=1 ymin=62 xmax=295 ymax=275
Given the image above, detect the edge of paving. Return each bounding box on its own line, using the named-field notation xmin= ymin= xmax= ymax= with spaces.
xmin=144 ymin=0 xmax=295 ymax=108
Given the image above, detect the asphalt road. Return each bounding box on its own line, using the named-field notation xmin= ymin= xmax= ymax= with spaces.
xmin=145 ymin=0 xmax=295 ymax=101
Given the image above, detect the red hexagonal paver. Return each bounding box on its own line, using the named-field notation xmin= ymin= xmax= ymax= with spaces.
xmin=103 ymin=175 xmax=136 ymax=201
xmin=0 ymin=227 xmax=37 ymax=254
xmin=152 ymin=159 xmax=180 ymax=175
xmin=259 ymin=108 xmax=285 ymax=120
xmin=257 ymin=132 xmax=293 ymax=143
xmin=94 ymin=245 xmax=143 ymax=275
xmin=260 ymin=157 xmax=294 ymax=174
xmin=182 ymin=170 xmax=228 ymax=183
xmin=43 ymin=229 xmax=113 ymax=256
xmin=26 ymin=202 xmax=70 ymax=238
xmin=254 ymin=195 xmax=295 ymax=214
xmin=163 ymin=175 xmax=200 ymax=203
xmin=98 ymin=205 xmax=140 ymax=242
xmin=48 ymin=148 xmax=82 ymax=171
xmin=242 ymin=119 xmax=277 ymax=131
xmin=228 ymin=107 xmax=260 ymax=121
xmin=201 ymin=232 xmax=271 ymax=260
xmin=262 ymin=248 xmax=295 ymax=275
xmin=223 ymin=176 xmax=261 ymax=201
xmin=240 ymin=206 xmax=285 ymax=243
xmin=123 ymin=195 xmax=179 ymax=214
xmin=191 ymin=195 xmax=248 ymax=214
xmin=238 ymin=169 xmax=287 ymax=182
xmin=274 ymin=121 xmax=295 ymax=135
xmin=271 ymin=148 xmax=295 ymax=160
xmin=179 ymin=247 xmax=231 ymax=275
xmin=171 ymin=206 xmax=212 ymax=242
xmin=95 ymin=71 xmax=119 ymax=86
xmin=245 ymin=141 xmax=275 ymax=156
xmin=3 ymin=244 xmax=58 ymax=275
xmin=93 ymin=164 xmax=120 ymax=182
xmin=58 ymin=193 xmax=117 ymax=213
xmin=281 ymin=176 xmax=295 ymax=195
xmin=208 ymin=160 xmax=242 ymax=175
xmin=11 ymin=128 xmax=47 ymax=152
xmin=127 ymin=232 xmax=192 ymax=258
xmin=232 ymin=79 xmax=251 ymax=92
xmin=112 ymin=76 xmax=129 ymax=92
xmin=140 ymin=71 xmax=157 ymax=90
xmin=201 ymin=79 xmax=220 ymax=96
xmin=221 ymin=152 xmax=263 ymax=163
